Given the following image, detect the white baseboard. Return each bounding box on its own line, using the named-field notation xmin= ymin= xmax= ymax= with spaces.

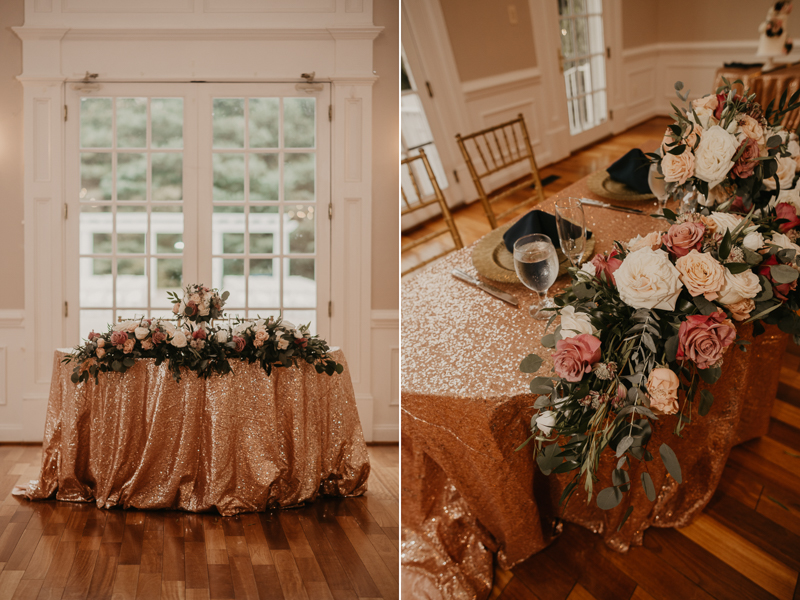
xmin=371 ymin=424 xmax=399 ymax=442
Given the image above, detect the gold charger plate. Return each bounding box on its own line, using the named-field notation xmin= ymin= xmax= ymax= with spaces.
xmin=472 ymin=221 xmax=596 ymax=284
xmin=587 ymin=169 xmax=655 ymax=203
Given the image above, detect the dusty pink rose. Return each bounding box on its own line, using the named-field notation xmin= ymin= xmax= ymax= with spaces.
xmin=123 ymin=338 xmax=135 ymax=354
xmin=676 ymin=311 xmax=736 ymax=369
xmin=646 ymin=368 xmax=680 ymax=415
xmin=552 ymin=334 xmax=602 ymax=383
xmin=152 ymin=330 xmax=166 ymax=344
xmin=110 ymin=331 xmax=128 ymax=347
xmin=88 ymin=331 xmax=100 ymax=341
xmin=233 ymin=336 xmax=246 ymax=352
xmin=590 ymin=251 xmax=623 ymax=285
xmin=776 ymin=202 xmax=800 ymax=232
xmin=192 ymin=328 xmax=207 ymax=340
xmin=661 ymin=150 xmax=695 ymax=185
xmin=726 ymin=297 xmax=755 ymax=321
xmin=662 ymin=222 xmax=705 ymax=258
xmin=731 ymin=138 xmax=759 ymax=179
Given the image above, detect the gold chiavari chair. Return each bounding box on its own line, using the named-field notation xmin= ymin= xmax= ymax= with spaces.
xmin=401 ymin=148 xmax=463 ymax=276
xmin=455 ymin=113 xmax=545 ymax=230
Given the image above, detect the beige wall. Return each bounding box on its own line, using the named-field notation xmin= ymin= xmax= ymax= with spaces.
xmin=0 ymin=0 xmax=24 ymax=310
xmin=624 ymin=0 xmax=776 ymax=48
xmin=439 ymin=0 xmax=537 ymax=82
xmin=372 ymin=0 xmax=400 ymax=311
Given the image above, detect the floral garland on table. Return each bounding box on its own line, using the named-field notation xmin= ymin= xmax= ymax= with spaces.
xmin=519 ymin=208 xmax=800 ymax=522
xmin=167 ymin=283 xmax=227 ymax=323
xmin=65 ymin=284 xmax=342 ymax=384
xmin=652 ymin=79 xmax=800 ymax=211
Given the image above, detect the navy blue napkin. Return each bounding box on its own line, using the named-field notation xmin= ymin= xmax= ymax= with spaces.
xmin=502 ymin=209 xmax=591 ymax=253
xmin=607 ymin=148 xmax=651 ymax=194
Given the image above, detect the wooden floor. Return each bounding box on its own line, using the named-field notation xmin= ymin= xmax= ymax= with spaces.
xmin=0 ymin=445 xmax=398 ymax=600
xmin=401 ymin=117 xmax=673 ymax=274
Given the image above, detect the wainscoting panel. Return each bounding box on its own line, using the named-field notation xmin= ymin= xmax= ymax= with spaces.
xmin=371 ymin=310 xmax=399 ymax=442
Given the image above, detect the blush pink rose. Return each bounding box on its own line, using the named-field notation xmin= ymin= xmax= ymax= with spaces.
xmin=552 ymin=334 xmax=602 ymax=383
xmin=233 ymin=336 xmax=246 ymax=352
xmin=152 ymin=330 xmax=166 ymax=344
xmin=731 ymin=137 xmax=759 ymax=179
xmin=122 ymin=338 xmax=135 ymax=354
xmin=110 ymin=331 xmax=128 ymax=347
xmin=646 ymin=368 xmax=680 ymax=415
xmin=676 ymin=310 xmax=736 ymax=370
xmin=590 ymin=251 xmax=623 ymax=285
xmin=662 ymin=222 xmax=705 ymax=258
xmin=776 ymin=202 xmax=800 ymax=232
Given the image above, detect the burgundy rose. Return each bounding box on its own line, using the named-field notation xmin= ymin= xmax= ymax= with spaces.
xmin=731 ymin=138 xmax=759 ymax=179
xmin=662 ymin=221 xmax=705 ymax=258
xmin=88 ymin=331 xmax=100 ymax=341
xmin=192 ymin=328 xmax=207 ymax=340
xmin=552 ymin=334 xmax=602 ymax=383
xmin=758 ymin=254 xmax=798 ymax=301
xmin=591 ymin=251 xmax=623 ymax=285
xmin=775 ymin=202 xmax=800 ymax=232
xmin=233 ymin=336 xmax=246 ymax=352
xmin=110 ymin=331 xmax=128 ymax=347
xmin=294 ymin=337 xmax=308 ymax=348
xmin=152 ymin=330 xmax=166 ymax=345
xmin=730 ymin=195 xmax=747 ymax=213
xmin=676 ymin=310 xmax=736 ymax=369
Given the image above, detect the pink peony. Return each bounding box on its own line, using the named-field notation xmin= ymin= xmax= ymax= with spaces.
xmin=552 ymin=334 xmax=602 ymax=383
xmin=775 ymin=202 xmax=800 ymax=232
xmin=233 ymin=336 xmax=246 ymax=352
xmin=110 ymin=331 xmax=128 ymax=347
xmin=590 ymin=251 xmax=623 ymax=285
xmin=676 ymin=310 xmax=736 ymax=370
xmin=662 ymin=222 xmax=705 ymax=258
xmin=731 ymin=137 xmax=759 ymax=179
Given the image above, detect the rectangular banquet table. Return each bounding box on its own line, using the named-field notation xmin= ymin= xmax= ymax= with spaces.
xmin=25 ymin=348 xmax=370 ymax=517
xmin=400 ymin=175 xmax=790 ymax=600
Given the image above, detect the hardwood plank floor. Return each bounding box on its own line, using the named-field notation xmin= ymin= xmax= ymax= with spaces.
xmin=0 ymin=445 xmax=398 ymax=600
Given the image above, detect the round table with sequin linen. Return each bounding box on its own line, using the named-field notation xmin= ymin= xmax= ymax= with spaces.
xmin=400 ymin=178 xmax=788 ymax=600
xmin=25 ymin=349 xmax=370 ymax=516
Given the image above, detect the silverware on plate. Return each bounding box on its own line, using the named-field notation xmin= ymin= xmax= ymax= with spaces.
xmin=580 ymin=198 xmax=646 ymax=215
xmin=451 ymin=269 xmax=519 ymax=306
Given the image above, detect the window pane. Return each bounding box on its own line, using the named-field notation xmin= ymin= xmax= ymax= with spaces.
xmin=284 ymin=154 xmax=315 ymax=201
xmin=117 ymin=233 xmax=145 ymax=254
xmin=283 ymin=258 xmax=315 ymax=308
xmin=249 ymin=154 xmax=279 ymax=201
xmin=81 ymin=153 xmax=112 ymax=201
xmin=213 ymin=258 xmax=245 ymax=300
xmin=152 ymin=258 xmax=182 ymax=307
xmin=117 ymin=98 xmax=147 ymax=148
xmin=152 ymin=207 xmax=184 ymax=254
xmin=212 ymin=206 xmax=244 ymax=254
xmin=117 ymin=153 xmax=147 ymax=201
xmin=152 ymin=98 xmax=183 ymax=148
xmin=213 ymin=154 xmax=245 ymax=201
xmin=284 ymin=204 xmax=315 ymax=254
xmin=213 ymin=98 xmax=245 ymax=148
xmin=80 ymin=257 xmax=112 ymax=307
xmin=249 ymin=258 xmax=280 ymax=307
xmin=92 ymin=233 xmax=112 ymax=254
xmin=80 ymin=205 xmax=112 ymax=254
xmin=80 ymin=98 xmax=112 ymax=148
xmin=156 ymin=233 xmax=183 ymax=254
xmin=284 ymin=98 xmax=315 ymax=148
xmin=249 ymin=206 xmax=279 ymax=254
xmin=80 ymin=310 xmax=114 ymax=339
xmin=116 ymin=257 xmax=147 ymax=307
xmin=249 ymin=98 xmax=279 ymax=148
xmin=152 ymin=153 xmax=183 ymax=201
xmin=223 ymin=233 xmax=244 ymax=254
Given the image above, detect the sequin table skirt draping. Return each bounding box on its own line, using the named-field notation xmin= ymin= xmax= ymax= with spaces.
xmin=25 ymin=349 xmax=370 ymax=516
xmin=400 ymin=178 xmax=789 ymax=600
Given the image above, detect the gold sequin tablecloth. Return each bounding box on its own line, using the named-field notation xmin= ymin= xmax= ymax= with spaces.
xmin=400 ymin=179 xmax=789 ymax=600
xmin=714 ymin=64 xmax=800 ymax=131
xmin=26 ymin=349 xmax=370 ymax=516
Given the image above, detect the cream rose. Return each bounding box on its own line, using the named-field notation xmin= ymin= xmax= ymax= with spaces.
xmin=692 ymin=94 xmax=719 ymax=112
xmin=743 ymin=230 xmax=765 ymax=251
xmin=709 ymin=211 xmax=743 ymax=234
xmin=614 ymin=247 xmax=684 ymax=310
xmin=763 ymin=155 xmax=797 ymax=191
xmin=693 ymin=126 xmax=739 ymax=189
xmin=692 ymin=106 xmax=717 ymax=129
xmin=134 ymin=327 xmax=150 ymax=340
xmin=738 ymin=114 xmax=764 ymax=142
xmin=627 ymin=231 xmax=662 ymax=252
xmin=170 ymin=331 xmax=188 ymax=348
xmin=535 ymin=410 xmax=557 ymax=436
xmin=675 ymin=250 xmax=726 ymax=300
xmin=661 ymin=150 xmax=695 ymax=185
xmin=717 ymin=269 xmax=761 ymax=305
xmin=216 ymin=329 xmax=229 ymax=344
xmin=770 ymin=231 xmax=800 ymax=254
xmin=727 ymin=297 xmax=755 ymax=321
xmin=560 ymin=306 xmax=596 ymax=339
xmin=646 ymin=368 xmax=680 ymax=415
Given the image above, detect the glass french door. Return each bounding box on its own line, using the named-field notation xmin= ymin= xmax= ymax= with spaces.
xmin=557 ymin=0 xmax=613 ymax=149
xmin=65 ymin=82 xmax=331 ymax=344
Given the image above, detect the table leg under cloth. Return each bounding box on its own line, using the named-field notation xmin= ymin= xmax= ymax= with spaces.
xmin=25 ymin=349 xmax=370 ymax=516
xmin=400 ymin=325 xmax=788 ymax=600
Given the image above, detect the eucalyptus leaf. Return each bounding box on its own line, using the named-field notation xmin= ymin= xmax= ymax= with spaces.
xmin=617 ymin=505 xmax=634 ymax=531
xmin=699 ymin=366 xmax=721 ymax=385
xmin=541 ymin=334 xmax=556 ymax=348
xmin=520 ymin=354 xmax=543 ymax=373
xmin=725 ymin=262 xmax=751 ymax=274
xmin=596 ymin=486 xmax=623 ymax=510
xmin=770 ymin=264 xmax=799 ymax=284
xmin=641 ymin=472 xmax=656 ymax=502
xmin=699 ymin=389 xmax=714 ymax=416
xmin=659 ymin=443 xmax=683 ymax=484
xmin=616 ymin=435 xmax=634 ymax=458
xmin=530 ymin=377 xmax=555 ymax=394
xmin=612 ymin=468 xmax=631 ymax=492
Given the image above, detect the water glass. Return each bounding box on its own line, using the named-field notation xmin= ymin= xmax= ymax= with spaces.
xmin=513 ymin=233 xmax=559 ymax=320
xmin=554 ymin=197 xmax=586 ymax=268
xmin=648 ymin=162 xmax=670 ymax=215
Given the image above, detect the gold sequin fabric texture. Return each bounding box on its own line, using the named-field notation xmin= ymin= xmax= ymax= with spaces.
xmin=27 ymin=349 xmax=370 ymax=516
xmin=401 ymin=178 xmax=789 ymax=600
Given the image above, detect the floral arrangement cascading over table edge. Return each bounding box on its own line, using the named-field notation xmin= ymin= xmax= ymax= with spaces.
xmin=520 ymin=80 xmax=800 ymax=526
xmin=65 ymin=283 xmax=343 ymax=384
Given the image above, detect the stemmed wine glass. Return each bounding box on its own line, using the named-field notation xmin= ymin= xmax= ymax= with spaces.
xmin=648 ymin=161 xmax=670 ymax=215
xmin=554 ymin=197 xmax=587 ymax=268
xmin=514 ymin=233 xmax=559 ymax=320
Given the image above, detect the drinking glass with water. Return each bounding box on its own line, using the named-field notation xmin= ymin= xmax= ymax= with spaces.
xmin=513 ymin=233 xmax=559 ymax=320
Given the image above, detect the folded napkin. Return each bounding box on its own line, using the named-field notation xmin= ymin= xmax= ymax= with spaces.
xmin=607 ymin=148 xmax=652 ymax=194
xmin=503 ymin=209 xmax=591 ymax=253
xmin=723 ymin=62 xmax=763 ymax=70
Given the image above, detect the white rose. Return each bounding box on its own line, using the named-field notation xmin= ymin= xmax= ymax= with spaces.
xmin=627 ymin=231 xmax=662 ymax=252
xmin=763 ymin=155 xmax=797 ymax=191
xmin=788 ymin=139 xmax=800 ymax=158
xmin=189 ymin=293 xmax=201 ymax=304
xmin=216 ymin=329 xmax=229 ymax=343
xmin=743 ymin=231 xmax=765 ymax=251
xmin=614 ymin=247 xmax=684 ymax=310
xmin=198 ymin=304 xmax=210 ymax=317
xmin=281 ymin=320 xmax=296 ymax=330
xmin=709 ymin=211 xmax=743 ymax=234
xmin=559 ymin=306 xmax=596 ymax=339
xmin=134 ymin=327 xmax=150 ymax=340
xmin=161 ymin=321 xmax=176 ymax=335
xmin=717 ymin=269 xmax=762 ymax=305
xmin=580 ymin=262 xmax=597 ymax=277
xmin=170 ymin=331 xmax=188 ymax=348
xmin=293 ymin=329 xmax=304 ymax=339
xmin=770 ymin=232 xmax=800 ymax=255
xmin=691 ymin=106 xmax=717 ymax=129
xmin=693 ymin=126 xmax=739 ymax=189
xmin=535 ymin=410 xmax=556 ymax=436
xmin=276 ymin=334 xmax=290 ymax=350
